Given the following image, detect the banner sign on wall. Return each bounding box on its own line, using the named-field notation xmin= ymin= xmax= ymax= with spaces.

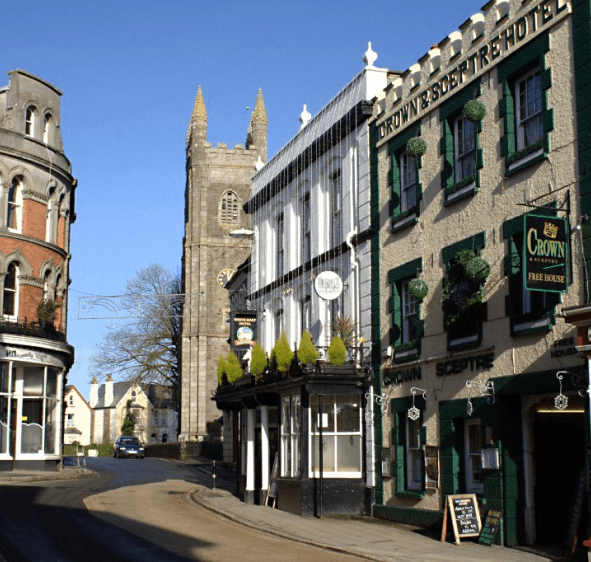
xmin=523 ymin=214 xmax=568 ymax=293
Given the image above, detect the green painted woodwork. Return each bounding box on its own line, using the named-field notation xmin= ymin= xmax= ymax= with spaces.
xmin=373 ymin=504 xmax=444 ymax=528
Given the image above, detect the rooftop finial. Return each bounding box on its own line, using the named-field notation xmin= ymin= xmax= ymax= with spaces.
xmin=299 ymin=104 xmax=311 ymax=130
xmin=363 ymin=42 xmax=378 ymax=68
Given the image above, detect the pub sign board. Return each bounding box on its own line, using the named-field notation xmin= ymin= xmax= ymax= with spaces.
xmin=523 ymin=214 xmax=568 ymax=293
xmin=231 ymin=312 xmax=257 ymax=351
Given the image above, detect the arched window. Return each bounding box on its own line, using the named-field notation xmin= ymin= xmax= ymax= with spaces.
xmin=220 ymin=191 xmax=239 ymax=224
xmin=3 ymin=262 xmax=19 ymax=319
xmin=43 ymin=114 xmax=52 ymax=144
xmin=7 ymin=177 xmax=22 ymax=232
xmin=25 ymin=106 xmax=36 ymax=137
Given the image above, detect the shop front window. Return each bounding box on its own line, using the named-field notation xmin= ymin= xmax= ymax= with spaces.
xmin=281 ymin=395 xmax=300 ymax=477
xmin=465 ymin=418 xmax=484 ymax=493
xmin=0 ymin=363 xmax=10 ymax=455
xmin=310 ymin=395 xmax=362 ymax=477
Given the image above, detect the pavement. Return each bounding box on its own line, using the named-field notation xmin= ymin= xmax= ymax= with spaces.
xmin=0 ymin=456 xmax=567 ymax=562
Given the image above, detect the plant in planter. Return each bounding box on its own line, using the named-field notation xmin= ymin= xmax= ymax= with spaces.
xmin=297 ymin=330 xmax=318 ymax=364
xmin=217 ymin=355 xmax=227 ymax=385
xmin=225 ymin=351 xmax=244 ymax=383
xmin=463 ymin=99 xmax=486 ymax=122
xmin=327 ymin=315 xmax=356 ymax=348
xmin=250 ymin=343 xmax=267 ymax=377
xmin=273 ymin=332 xmax=294 ymax=373
xmin=406 ymin=137 xmax=427 ymax=157
xmin=328 ymin=335 xmax=347 ymax=365
xmin=442 ymin=249 xmax=490 ymax=334
xmin=408 ymin=279 xmax=429 ymax=301
xmin=37 ymin=299 xmax=56 ymax=324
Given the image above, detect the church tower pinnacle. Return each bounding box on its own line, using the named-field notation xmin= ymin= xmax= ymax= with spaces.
xmin=246 ymin=89 xmax=267 ymax=162
xmin=186 ymin=86 xmax=208 ymax=146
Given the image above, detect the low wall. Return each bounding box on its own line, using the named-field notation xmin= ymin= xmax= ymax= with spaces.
xmin=145 ymin=442 xmax=181 ymax=459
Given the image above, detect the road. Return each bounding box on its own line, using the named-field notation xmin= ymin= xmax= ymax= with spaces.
xmin=0 ymin=458 xmax=363 ymax=562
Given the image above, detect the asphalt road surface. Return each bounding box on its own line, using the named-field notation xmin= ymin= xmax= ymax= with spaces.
xmin=0 ymin=458 xmax=363 ymax=562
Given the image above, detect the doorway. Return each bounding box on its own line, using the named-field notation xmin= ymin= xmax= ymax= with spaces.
xmin=532 ymin=397 xmax=585 ymax=546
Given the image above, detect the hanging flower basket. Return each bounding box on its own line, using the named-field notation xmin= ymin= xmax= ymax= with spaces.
xmin=408 ymin=279 xmax=429 ymax=301
xmin=406 ymin=137 xmax=427 ymax=157
xmin=465 ymin=256 xmax=491 ymax=280
xmin=463 ymin=99 xmax=486 ymax=122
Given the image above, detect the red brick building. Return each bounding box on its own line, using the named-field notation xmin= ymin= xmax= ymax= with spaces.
xmin=0 ymin=70 xmax=76 ymax=470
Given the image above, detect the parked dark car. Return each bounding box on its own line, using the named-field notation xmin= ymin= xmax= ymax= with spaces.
xmin=113 ymin=436 xmax=145 ymax=458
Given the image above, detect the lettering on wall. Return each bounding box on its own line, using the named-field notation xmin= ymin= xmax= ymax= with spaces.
xmin=378 ymin=0 xmax=569 ymax=141
xmin=384 ymin=366 xmax=422 ymax=385
xmin=436 ymin=352 xmax=494 ymax=376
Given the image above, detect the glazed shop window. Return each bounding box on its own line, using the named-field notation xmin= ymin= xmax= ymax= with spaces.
xmin=406 ymin=415 xmax=422 ymax=491
xmin=21 ymin=366 xmax=60 ymax=455
xmin=388 ymin=257 xmax=423 ymax=362
xmin=498 ymin=31 xmax=552 ymax=175
xmin=502 ymin=212 xmax=559 ymax=336
xmin=439 ymin=87 xmax=483 ymax=206
xmin=464 ymin=418 xmax=484 ymax=494
xmin=310 ymin=394 xmax=362 ymax=477
xmin=391 ymin=402 xmax=426 ymax=497
xmin=281 ymin=394 xmax=301 ymax=477
xmin=0 ymin=364 xmax=11 ymax=455
xmin=388 ymin=127 xmax=423 ymax=233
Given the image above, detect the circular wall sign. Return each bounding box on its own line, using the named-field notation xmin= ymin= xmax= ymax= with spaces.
xmin=314 ymin=271 xmax=343 ymax=301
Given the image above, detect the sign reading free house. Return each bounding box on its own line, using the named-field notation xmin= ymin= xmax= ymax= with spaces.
xmin=524 ymin=214 xmax=568 ymax=293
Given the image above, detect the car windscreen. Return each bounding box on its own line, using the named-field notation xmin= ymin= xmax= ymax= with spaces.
xmin=120 ymin=438 xmax=140 ymax=445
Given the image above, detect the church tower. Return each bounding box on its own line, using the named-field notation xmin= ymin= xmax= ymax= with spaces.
xmin=181 ymin=87 xmax=267 ymax=443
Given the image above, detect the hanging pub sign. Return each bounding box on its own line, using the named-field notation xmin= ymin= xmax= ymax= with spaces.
xmin=314 ymin=271 xmax=343 ymax=301
xmin=523 ymin=214 xmax=568 ymax=293
xmin=231 ymin=313 xmax=257 ymax=348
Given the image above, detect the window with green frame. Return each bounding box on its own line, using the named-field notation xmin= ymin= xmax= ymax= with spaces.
xmin=442 ymin=232 xmax=487 ymax=351
xmin=439 ymin=86 xmax=484 ymax=206
xmin=389 ymin=126 xmax=423 ymax=232
xmin=498 ymin=31 xmax=553 ymax=176
xmin=388 ymin=257 xmax=424 ymax=362
xmin=391 ymin=397 xmax=426 ymax=498
xmin=502 ymin=210 xmax=560 ymax=336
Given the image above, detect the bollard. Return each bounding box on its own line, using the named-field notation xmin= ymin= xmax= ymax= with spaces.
xmin=212 ymin=459 xmax=217 ymax=489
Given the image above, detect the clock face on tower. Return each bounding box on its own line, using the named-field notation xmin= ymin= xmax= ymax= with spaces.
xmin=217 ymin=268 xmax=236 ymax=287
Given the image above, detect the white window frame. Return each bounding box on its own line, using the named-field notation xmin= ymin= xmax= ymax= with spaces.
xmin=43 ymin=113 xmax=51 ymax=144
xmin=25 ymin=107 xmax=35 ymax=137
xmin=281 ymin=395 xmax=301 ymax=477
xmin=0 ymin=363 xmax=12 ymax=456
xmin=300 ymin=295 xmax=311 ymax=334
xmin=331 ymin=171 xmax=342 ymax=248
xmin=401 ymin=279 xmax=419 ymax=344
xmin=464 ymin=418 xmax=484 ymax=494
xmin=7 ymin=177 xmax=22 ymax=233
xmin=454 ymin=115 xmax=476 ymax=183
xmin=516 ymin=67 xmax=543 ymax=151
xmin=274 ymin=308 xmax=283 ymax=342
xmin=3 ymin=262 xmax=19 ymax=321
xmin=400 ymin=152 xmax=417 ymax=212
xmin=276 ymin=213 xmax=284 ymax=278
xmin=309 ymin=394 xmax=363 ymax=478
xmin=301 ymin=192 xmax=311 ymax=264
xmin=406 ymin=416 xmax=422 ymax=491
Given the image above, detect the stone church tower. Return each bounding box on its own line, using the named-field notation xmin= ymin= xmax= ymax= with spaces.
xmin=180 ymin=87 xmax=267 ymax=442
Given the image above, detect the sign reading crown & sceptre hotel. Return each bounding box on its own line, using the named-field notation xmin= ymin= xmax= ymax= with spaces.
xmin=524 ymin=214 xmax=568 ymax=293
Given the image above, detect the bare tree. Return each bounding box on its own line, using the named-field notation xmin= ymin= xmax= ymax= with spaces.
xmin=91 ymin=264 xmax=183 ymax=404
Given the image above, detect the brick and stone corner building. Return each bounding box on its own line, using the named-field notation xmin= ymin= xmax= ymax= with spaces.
xmin=180 ymin=87 xmax=267 ymax=443
xmin=0 ymin=70 xmax=76 ymax=470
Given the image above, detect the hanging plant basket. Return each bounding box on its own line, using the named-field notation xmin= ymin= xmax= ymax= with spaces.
xmin=463 ymin=99 xmax=486 ymax=122
xmin=465 ymin=256 xmax=491 ymax=280
xmin=406 ymin=137 xmax=427 ymax=157
xmin=408 ymin=279 xmax=429 ymax=301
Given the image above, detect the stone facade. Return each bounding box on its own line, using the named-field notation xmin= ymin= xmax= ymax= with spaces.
xmin=370 ymin=0 xmax=587 ymax=548
xmin=180 ymin=88 xmax=267 ymax=442
xmin=0 ymin=70 xmax=76 ymax=471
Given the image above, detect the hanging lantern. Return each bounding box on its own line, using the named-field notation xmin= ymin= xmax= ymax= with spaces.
xmin=406 ymin=137 xmax=427 ymax=157
xmin=463 ymin=99 xmax=486 ymax=122
xmin=408 ymin=279 xmax=429 ymax=300
xmin=465 ymin=256 xmax=490 ymax=280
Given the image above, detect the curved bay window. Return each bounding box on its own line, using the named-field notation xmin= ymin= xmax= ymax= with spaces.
xmin=310 ymin=395 xmax=362 ymax=477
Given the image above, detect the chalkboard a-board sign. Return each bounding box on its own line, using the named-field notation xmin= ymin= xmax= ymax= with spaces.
xmin=441 ymin=494 xmax=482 ymax=545
xmin=478 ymin=509 xmax=502 ymax=546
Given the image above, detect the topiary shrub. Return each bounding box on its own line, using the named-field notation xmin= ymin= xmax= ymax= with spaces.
xmin=406 ymin=137 xmax=427 ymax=157
xmin=298 ymin=331 xmax=318 ymax=364
xmin=328 ymin=336 xmax=347 ymax=366
xmin=463 ymin=99 xmax=486 ymax=122
xmin=217 ymin=355 xmax=227 ymax=385
xmin=274 ymin=332 xmax=294 ymax=373
xmin=225 ymin=352 xmax=244 ymax=383
xmin=250 ymin=343 xmax=267 ymax=377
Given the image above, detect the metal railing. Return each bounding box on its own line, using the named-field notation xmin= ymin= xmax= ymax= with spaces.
xmin=0 ymin=319 xmax=67 ymax=342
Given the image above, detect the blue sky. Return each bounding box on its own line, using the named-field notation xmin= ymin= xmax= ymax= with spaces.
xmin=4 ymin=0 xmax=484 ymax=398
